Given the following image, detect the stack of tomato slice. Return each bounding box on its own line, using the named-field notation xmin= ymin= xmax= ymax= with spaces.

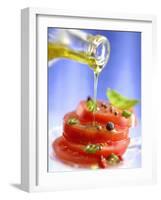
xmin=53 ymin=100 xmax=134 ymax=169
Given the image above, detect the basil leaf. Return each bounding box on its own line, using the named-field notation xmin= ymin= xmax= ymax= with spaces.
xmin=86 ymin=100 xmax=97 ymax=112
xmin=67 ymin=118 xmax=79 ymax=125
xmin=84 ymin=144 xmax=102 ymax=154
xmin=106 ymin=153 xmax=120 ymax=165
xmin=122 ymin=110 xmax=132 ymax=118
xmin=107 ymin=88 xmax=139 ymax=110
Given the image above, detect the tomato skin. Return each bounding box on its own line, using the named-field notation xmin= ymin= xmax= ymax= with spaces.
xmin=63 ymin=112 xmax=129 ymax=144
xmin=52 ymin=100 xmax=134 ymax=169
xmin=53 ymin=136 xmax=99 ymax=167
xmin=76 ymin=101 xmax=134 ymax=127
xmin=99 ymin=156 xmax=109 ymax=168
xmin=53 ymin=136 xmax=129 ymax=168
xmin=64 ymin=136 xmax=130 ymax=157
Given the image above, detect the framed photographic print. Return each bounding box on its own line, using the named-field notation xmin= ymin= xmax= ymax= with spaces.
xmin=21 ymin=7 xmax=156 ymax=192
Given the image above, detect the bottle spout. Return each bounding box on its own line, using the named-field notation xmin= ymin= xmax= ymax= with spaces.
xmin=87 ymin=35 xmax=110 ymax=73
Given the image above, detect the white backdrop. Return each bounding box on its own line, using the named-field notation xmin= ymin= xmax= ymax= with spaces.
xmin=0 ymin=0 xmax=160 ymax=199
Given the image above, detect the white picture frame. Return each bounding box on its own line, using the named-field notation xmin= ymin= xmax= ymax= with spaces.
xmin=21 ymin=7 xmax=157 ymax=192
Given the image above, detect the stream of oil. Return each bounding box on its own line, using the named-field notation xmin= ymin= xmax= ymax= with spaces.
xmin=93 ymin=72 xmax=99 ymax=124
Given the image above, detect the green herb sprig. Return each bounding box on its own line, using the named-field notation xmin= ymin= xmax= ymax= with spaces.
xmin=107 ymin=88 xmax=139 ymax=110
xmin=84 ymin=144 xmax=102 ymax=154
xmin=122 ymin=110 xmax=132 ymax=118
xmin=86 ymin=99 xmax=97 ymax=112
xmin=67 ymin=118 xmax=79 ymax=125
xmin=106 ymin=153 xmax=120 ymax=165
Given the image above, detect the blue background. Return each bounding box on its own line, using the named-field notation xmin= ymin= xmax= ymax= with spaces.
xmin=48 ymin=28 xmax=141 ymax=135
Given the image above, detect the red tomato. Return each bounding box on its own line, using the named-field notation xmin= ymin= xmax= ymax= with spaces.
xmin=53 ymin=136 xmax=129 ymax=168
xmin=76 ymin=101 xmax=134 ymax=127
xmin=99 ymin=156 xmax=109 ymax=168
xmin=53 ymin=136 xmax=99 ymax=167
xmin=63 ymin=136 xmax=130 ymax=157
xmin=63 ymin=112 xmax=129 ymax=144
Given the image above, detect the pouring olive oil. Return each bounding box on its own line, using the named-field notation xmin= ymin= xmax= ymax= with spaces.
xmin=48 ymin=29 xmax=110 ymax=123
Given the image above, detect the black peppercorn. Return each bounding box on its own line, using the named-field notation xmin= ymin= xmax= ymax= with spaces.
xmin=87 ymin=96 xmax=92 ymax=102
xmin=109 ymin=106 xmax=113 ymax=113
xmin=101 ymin=102 xmax=107 ymax=109
xmin=106 ymin=122 xmax=115 ymax=131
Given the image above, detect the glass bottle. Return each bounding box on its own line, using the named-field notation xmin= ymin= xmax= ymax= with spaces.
xmin=48 ymin=28 xmax=110 ymax=74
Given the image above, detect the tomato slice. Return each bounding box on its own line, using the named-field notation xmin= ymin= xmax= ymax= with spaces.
xmin=63 ymin=112 xmax=129 ymax=144
xmin=63 ymin=136 xmax=130 ymax=157
xmin=76 ymin=100 xmax=135 ymax=127
xmin=53 ymin=136 xmax=129 ymax=168
xmin=53 ymin=136 xmax=99 ymax=167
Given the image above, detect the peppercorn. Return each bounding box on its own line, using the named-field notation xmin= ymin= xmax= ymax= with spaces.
xmin=109 ymin=106 xmax=113 ymax=113
xmin=87 ymin=96 xmax=92 ymax=102
xmin=106 ymin=122 xmax=115 ymax=131
xmin=101 ymin=102 xmax=107 ymax=109
xmin=95 ymin=124 xmax=102 ymax=130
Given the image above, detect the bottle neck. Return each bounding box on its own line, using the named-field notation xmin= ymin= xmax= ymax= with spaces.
xmin=87 ymin=35 xmax=110 ymax=73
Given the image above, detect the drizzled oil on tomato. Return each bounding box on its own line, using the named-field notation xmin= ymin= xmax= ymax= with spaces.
xmin=63 ymin=112 xmax=129 ymax=144
xmin=76 ymin=101 xmax=135 ymax=127
xmin=52 ymin=99 xmax=135 ymax=169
